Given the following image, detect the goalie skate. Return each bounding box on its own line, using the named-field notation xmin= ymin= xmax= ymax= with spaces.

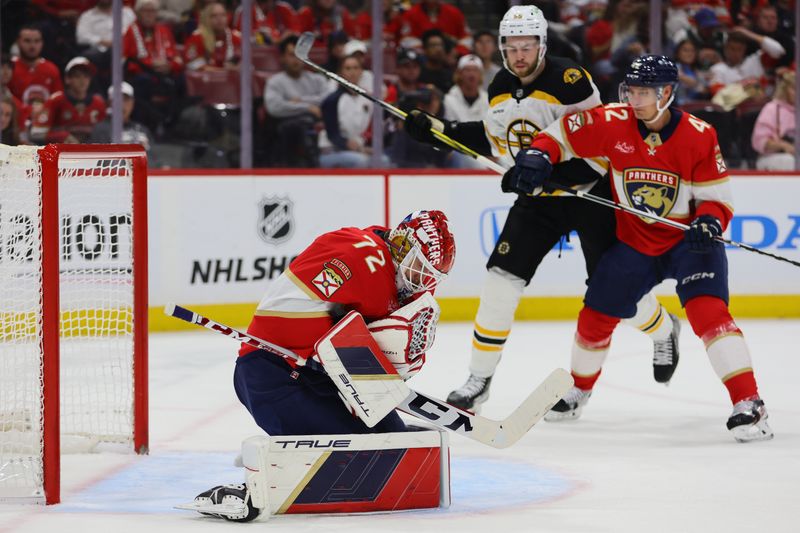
xmin=653 ymin=314 xmax=681 ymax=384
xmin=177 ymin=484 xmax=261 ymax=522
xmin=727 ymin=396 xmax=774 ymax=443
xmin=544 ymin=386 xmax=591 ymax=421
xmin=446 ymin=375 xmax=492 ymax=411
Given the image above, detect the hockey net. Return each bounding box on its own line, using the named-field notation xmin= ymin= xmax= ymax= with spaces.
xmin=0 ymin=144 xmax=148 ymax=504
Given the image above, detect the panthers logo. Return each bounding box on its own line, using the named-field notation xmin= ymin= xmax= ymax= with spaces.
xmin=506 ymin=119 xmax=543 ymax=158
xmin=623 ymin=168 xmax=680 ymax=223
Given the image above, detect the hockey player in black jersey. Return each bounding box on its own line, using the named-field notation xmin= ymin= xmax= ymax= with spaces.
xmin=404 ymin=5 xmax=681 ymax=411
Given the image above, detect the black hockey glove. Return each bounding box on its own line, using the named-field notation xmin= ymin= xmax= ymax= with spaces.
xmin=685 ymin=215 xmax=722 ymax=253
xmin=501 ymin=148 xmax=553 ymax=195
xmin=404 ymin=110 xmax=445 ymax=144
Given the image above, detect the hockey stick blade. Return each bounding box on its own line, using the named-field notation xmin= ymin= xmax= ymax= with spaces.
xmin=397 ymin=368 xmax=573 ymax=449
xmin=294 ymin=32 xmax=315 ymax=61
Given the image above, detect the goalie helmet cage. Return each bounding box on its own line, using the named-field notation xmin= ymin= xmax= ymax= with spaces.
xmin=0 ymin=144 xmax=148 ymax=505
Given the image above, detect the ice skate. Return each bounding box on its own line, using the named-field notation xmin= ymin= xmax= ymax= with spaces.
xmin=727 ymin=396 xmax=774 ymax=443
xmin=544 ymin=386 xmax=592 ymax=421
xmin=447 ymin=375 xmax=492 ymax=411
xmin=182 ymin=483 xmax=261 ymax=522
xmin=653 ymin=314 xmax=680 ymax=384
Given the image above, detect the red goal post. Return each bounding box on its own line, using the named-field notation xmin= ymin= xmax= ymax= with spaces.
xmin=0 ymin=144 xmax=148 ymax=505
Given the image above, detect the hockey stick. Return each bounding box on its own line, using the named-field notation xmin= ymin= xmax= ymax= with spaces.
xmin=294 ymin=32 xmax=507 ymax=173
xmin=164 ymin=303 xmax=572 ymax=449
xmin=164 ymin=304 xmax=409 ymax=428
xmin=294 ymin=32 xmax=799 ymax=268
xmin=545 ymin=182 xmax=800 ymax=268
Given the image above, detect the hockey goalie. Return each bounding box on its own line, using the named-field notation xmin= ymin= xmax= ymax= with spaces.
xmin=178 ymin=210 xmax=456 ymax=521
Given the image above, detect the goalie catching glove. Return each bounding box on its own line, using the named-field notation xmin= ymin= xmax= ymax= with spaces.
xmin=367 ymin=291 xmax=441 ymax=380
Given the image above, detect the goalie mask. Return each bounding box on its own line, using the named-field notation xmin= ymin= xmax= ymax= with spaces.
xmin=499 ymin=5 xmax=548 ymax=77
xmin=388 ymin=210 xmax=455 ymax=295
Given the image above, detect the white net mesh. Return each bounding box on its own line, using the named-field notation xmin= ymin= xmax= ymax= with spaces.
xmin=0 ymin=146 xmax=139 ymax=503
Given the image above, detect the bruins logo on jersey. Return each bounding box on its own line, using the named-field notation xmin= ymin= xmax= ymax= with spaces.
xmin=623 ymin=168 xmax=680 ymax=223
xmin=563 ymin=68 xmax=583 ymax=85
xmin=506 ymin=118 xmax=543 ymax=157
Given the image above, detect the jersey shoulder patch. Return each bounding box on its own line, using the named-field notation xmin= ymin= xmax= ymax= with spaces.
xmin=536 ymin=56 xmax=596 ymax=105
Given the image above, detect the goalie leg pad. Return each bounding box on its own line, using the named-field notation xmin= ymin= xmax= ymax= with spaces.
xmin=242 ymin=428 xmax=450 ymax=516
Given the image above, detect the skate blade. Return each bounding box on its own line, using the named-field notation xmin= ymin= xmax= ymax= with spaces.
xmin=731 ymin=419 xmax=774 ymax=443
xmin=544 ymin=405 xmax=584 ymax=422
xmin=175 ymin=500 xmax=246 ymax=515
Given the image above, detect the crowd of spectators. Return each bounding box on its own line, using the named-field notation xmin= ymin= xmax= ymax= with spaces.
xmin=0 ymin=0 xmax=797 ymax=169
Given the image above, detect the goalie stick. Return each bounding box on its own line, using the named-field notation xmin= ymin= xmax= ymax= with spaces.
xmin=294 ymin=32 xmax=799 ymax=269
xmin=164 ymin=303 xmax=572 ymax=448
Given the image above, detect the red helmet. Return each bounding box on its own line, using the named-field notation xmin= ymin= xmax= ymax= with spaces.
xmin=387 ymin=210 xmax=456 ymax=294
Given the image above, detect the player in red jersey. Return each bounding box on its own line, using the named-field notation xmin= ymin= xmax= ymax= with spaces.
xmin=30 ymin=57 xmax=106 ymax=143
xmin=507 ymin=55 xmax=773 ymax=443
xmin=235 ymin=210 xmax=456 ymax=436
xmin=7 ymin=26 xmax=63 ymax=102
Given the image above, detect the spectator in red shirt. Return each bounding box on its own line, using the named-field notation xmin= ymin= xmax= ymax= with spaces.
xmin=297 ymin=0 xmax=357 ymax=48
xmin=8 ymin=26 xmax=63 ymax=103
xmin=30 ymin=57 xmax=107 ymax=144
xmin=400 ymin=0 xmax=472 ymax=55
xmin=123 ymin=0 xmax=184 ymax=133
xmin=184 ymin=2 xmax=243 ymax=71
xmin=233 ymin=0 xmax=300 ymax=46
xmin=123 ymin=0 xmax=184 ymax=77
xmin=354 ymin=0 xmax=405 ymax=45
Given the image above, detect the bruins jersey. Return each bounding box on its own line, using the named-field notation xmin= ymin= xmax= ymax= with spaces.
xmin=446 ymin=56 xmax=609 ymax=193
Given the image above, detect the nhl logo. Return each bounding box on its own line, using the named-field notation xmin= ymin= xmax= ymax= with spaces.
xmin=257 ymin=196 xmax=294 ymax=244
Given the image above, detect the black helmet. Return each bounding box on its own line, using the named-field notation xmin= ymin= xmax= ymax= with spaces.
xmin=624 ymin=55 xmax=679 ymax=87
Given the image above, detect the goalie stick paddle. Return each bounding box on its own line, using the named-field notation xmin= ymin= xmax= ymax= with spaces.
xmin=294 ymin=32 xmax=799 ymax=269
xmin=164 ymin=303 xmax=572 ymax=448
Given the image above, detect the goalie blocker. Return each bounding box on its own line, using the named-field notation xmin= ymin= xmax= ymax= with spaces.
xmin=178 ymin=427 xmax=450 ymax=521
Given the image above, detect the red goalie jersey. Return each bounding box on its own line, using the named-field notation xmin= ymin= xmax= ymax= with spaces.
xmin=533 ymin=104 xmax=734 ymax=256
xmin=240 ymin=226 xmax=401 ymax=361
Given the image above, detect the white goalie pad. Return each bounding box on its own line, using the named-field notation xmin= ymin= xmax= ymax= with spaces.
xmin=367 ymin=292 xmax=441 ymax=380
xmin=238 ymin=429 xmax=450 ymax=517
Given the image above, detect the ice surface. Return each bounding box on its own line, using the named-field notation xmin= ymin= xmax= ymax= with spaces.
xmin=1 ymin=319 xmax=797 ymax=532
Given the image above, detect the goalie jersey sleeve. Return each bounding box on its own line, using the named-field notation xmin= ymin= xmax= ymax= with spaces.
xmin=532 ymin=104 xmax=734 ymax=256
xmin=240 ymin=226 xmax=400 ymax=360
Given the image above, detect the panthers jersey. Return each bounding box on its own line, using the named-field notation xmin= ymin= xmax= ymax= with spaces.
xmin=240 ymin=226 xmax=401 ymax=361
xmin=533 ymin=104 xmax=734 ymax=256
xmin=484 ymin=57 xmax=608 ymax=190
